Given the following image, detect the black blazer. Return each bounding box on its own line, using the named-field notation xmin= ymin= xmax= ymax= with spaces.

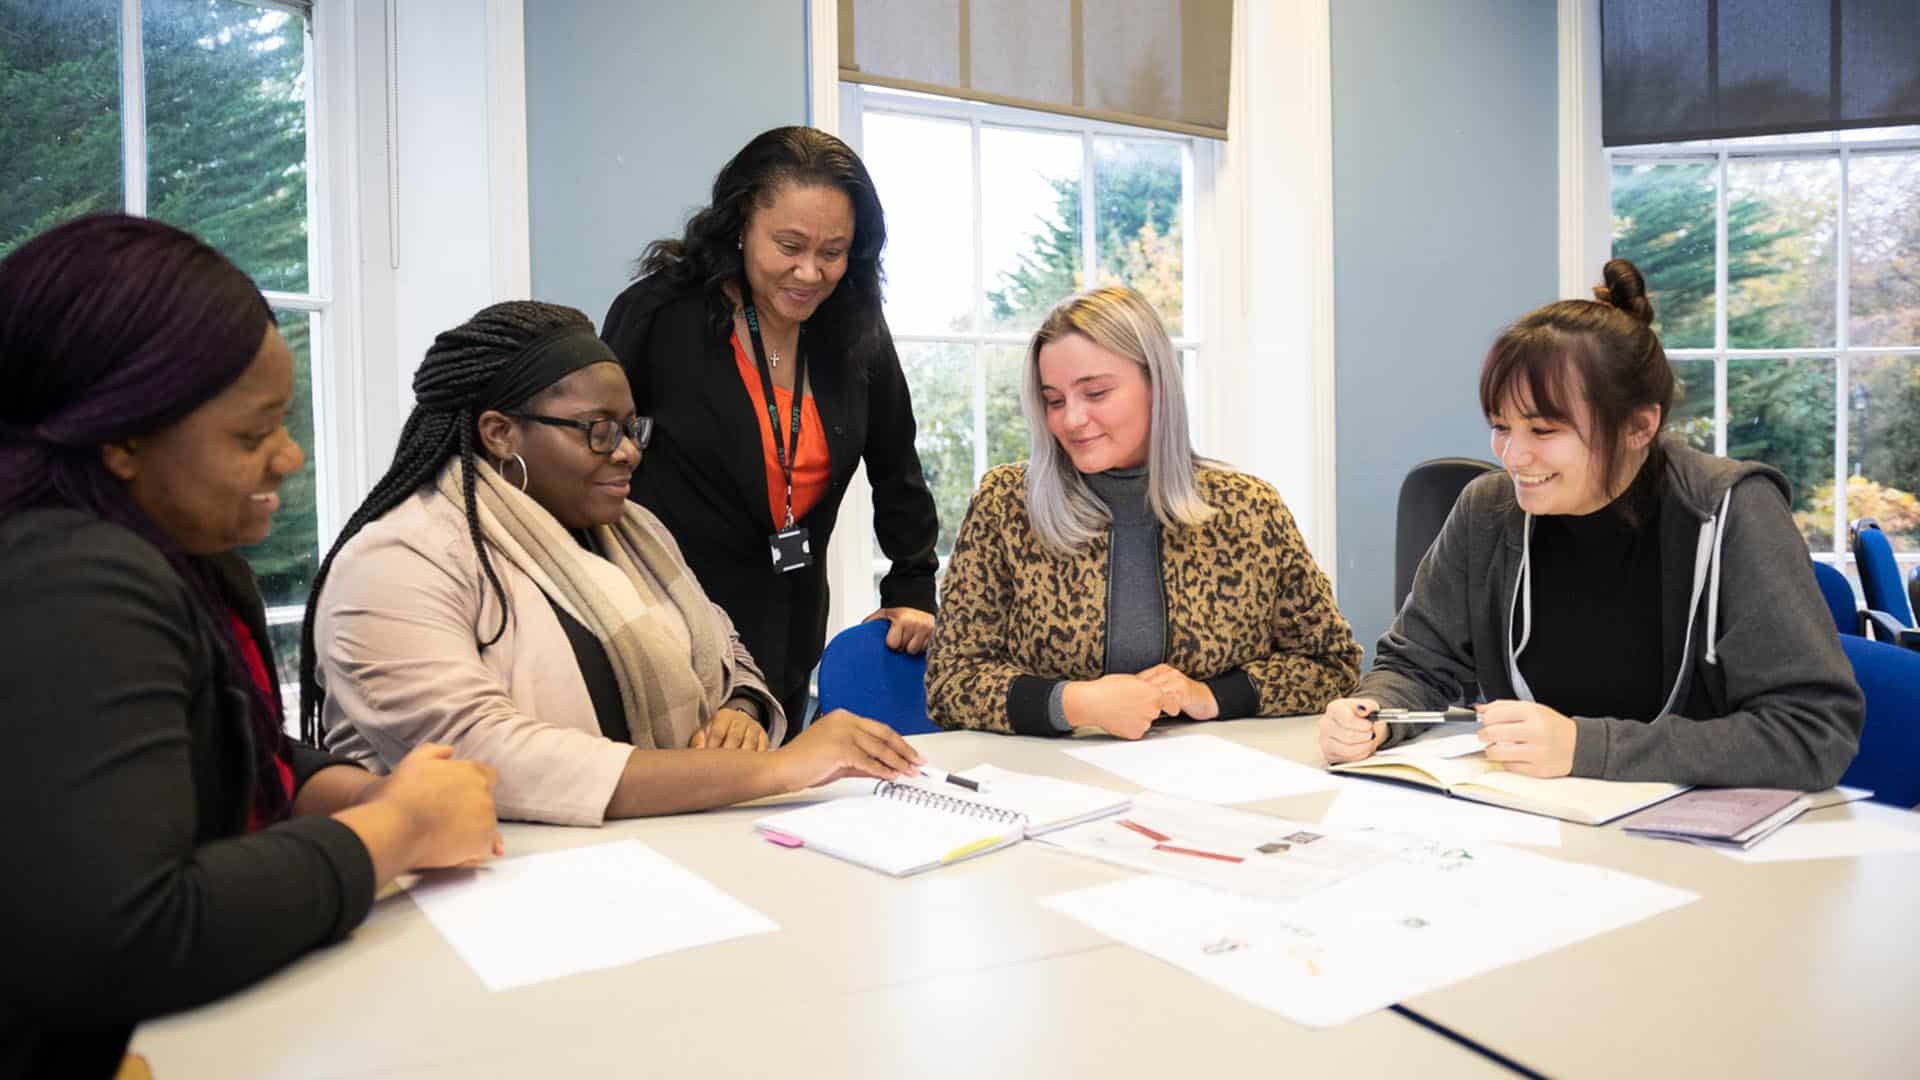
xmin=601 ymin=275 xmax=940 ymax=712
xmin=0 ymin=509 xmax=374 ymax=1080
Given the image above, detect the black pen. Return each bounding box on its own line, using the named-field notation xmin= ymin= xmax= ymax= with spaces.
xmin=917 ymin=765 xmax=983 ymax=792
xmin=1367 ymin=706 xmax=1478 ymax=724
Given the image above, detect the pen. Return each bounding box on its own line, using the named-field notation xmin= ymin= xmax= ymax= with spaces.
xmin=1367 ymin=706 xmax=1478 ymax=724
xmin=917 ymin=765 xmax=982 ymax=792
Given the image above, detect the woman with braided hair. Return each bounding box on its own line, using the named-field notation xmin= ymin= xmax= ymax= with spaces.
xmin=303 ymin=301 xmax=923 ymax=826
xmin=0 ymin=215 xmax=501 ymax=1078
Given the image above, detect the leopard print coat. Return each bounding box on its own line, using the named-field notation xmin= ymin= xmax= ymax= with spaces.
xmin=925 ymin=463 xmax=1362 ymax=734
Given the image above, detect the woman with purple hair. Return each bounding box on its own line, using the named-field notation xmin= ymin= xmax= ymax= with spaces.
xmin=0 ymin=215 xmax=504 ymax=1078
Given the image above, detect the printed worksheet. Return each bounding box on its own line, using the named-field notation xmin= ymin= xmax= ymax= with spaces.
xmin=1039 ymin=792 xmax=1396 ymax=903
xmin=1040 ymin=833 xmax=1696 ymax=1028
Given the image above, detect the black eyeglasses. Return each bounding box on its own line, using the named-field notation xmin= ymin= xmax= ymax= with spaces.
xmin=506 ymin=413 xmax=654 ymax=455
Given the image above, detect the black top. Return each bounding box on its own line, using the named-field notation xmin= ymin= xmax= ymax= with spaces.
xmin=545 ymin=593 xmax=629 ymax=743
xmin=601 ymin=275 xmax=940 ymax=728
xmin=0 ymin=509 xmax=375 ymax=1080
xmin=1515 ymin=468 xmax=1667 ymax=721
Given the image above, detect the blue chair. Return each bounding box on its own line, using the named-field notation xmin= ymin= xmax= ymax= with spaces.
xmin=1849 ymin=519 xmax=1919 ymax=648
xmin=815 ymin=619 xmax=938 ymax=735
xmin=1811 ymin=560 xmax=1862 ymax=637
xmin=1837 ymin=635 xmax=1920 ymax=809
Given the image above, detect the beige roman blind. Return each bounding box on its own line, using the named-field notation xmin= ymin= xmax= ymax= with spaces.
xmin=838 ymin=0 xmax=1234 ymax=139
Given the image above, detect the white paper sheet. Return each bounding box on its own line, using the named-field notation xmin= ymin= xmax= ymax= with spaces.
xmin=1721 ymin=818 xmax=1920 ymax=863
xmin=409 ymin=840 xmax=777 ymax=991
xmin=1040 ymin=835 xmax=1695 ymax=1028
xmin=1374 ymin=731 xmax=1487 ymax=760
xmin=1322 ymin=778 xmax=1563 ymax=848
xmin=1063 ymin=734 xmax=1338 ymax=804
xmin=1039 ymin=792 xmax=1397 ymax=903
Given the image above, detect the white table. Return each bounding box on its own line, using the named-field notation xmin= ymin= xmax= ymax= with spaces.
xmin=132 ymin=720 xmax=1919 ymax=1078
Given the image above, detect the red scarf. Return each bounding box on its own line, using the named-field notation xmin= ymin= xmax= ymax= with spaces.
xmin=227 ymin=610 xmax=294 ymax=832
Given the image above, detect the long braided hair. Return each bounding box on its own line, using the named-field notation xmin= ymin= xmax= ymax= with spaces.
xmin=298 ymin=301 xmax=593 ymax=742
xmin=0 ymin=214 xmax=294 ymax=820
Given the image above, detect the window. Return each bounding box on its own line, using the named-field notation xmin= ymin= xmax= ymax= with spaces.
xmin=2 ymin=0 xmax=328 ymax=695
xmin=1609 ymin=125 xmax=1920 ymax=579
xmin=842 ymin=85 xmax=1209 ymax=563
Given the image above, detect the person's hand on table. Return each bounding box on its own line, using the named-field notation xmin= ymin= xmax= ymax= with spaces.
xmin=1062 ymin=674 xmax=1178 ymax=740
xmin=1319 ymin=697 xmax=1384 ymax=764
xmin=774 ymin=708 xmax=923 ymax=788
xmin=1475 ymin=699 xmax=1577 ymax=777
xmin=1136 ymin=663 xmax=1219 ymax=720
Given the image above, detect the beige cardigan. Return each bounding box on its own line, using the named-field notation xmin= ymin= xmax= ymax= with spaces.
xmin=316 ymin=486 xmax=784 ymax=825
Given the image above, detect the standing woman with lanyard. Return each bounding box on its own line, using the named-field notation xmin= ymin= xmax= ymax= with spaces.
xmin=602 ymin=126 xmax=940 ymax=740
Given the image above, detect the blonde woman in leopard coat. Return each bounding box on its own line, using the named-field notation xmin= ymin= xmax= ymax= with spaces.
xmin=925 ymin=286 xmax=1360 ymax=739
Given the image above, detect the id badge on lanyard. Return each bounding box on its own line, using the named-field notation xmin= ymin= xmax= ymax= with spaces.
xmin=745 ymin=300 xmax=812 ymax=574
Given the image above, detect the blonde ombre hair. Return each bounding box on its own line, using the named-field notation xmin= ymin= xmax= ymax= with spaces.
xmin=1021 ymin=285 xmax=1218 ymax=553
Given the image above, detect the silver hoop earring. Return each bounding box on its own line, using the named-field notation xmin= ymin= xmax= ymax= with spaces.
xmin=503 ymin=453 xmax=529 ymax=492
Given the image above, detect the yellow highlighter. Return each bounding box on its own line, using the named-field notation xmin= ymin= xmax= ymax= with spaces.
xmin=939 ymin=836 xmax=1006 ymax=865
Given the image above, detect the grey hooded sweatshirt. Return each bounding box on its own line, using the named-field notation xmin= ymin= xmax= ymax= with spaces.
xmin=1359 ymin=441 xmax=1863 ymax=790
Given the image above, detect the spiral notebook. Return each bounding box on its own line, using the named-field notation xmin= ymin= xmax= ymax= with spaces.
xmin=752 ymin=765 xmax=1129 ymax=877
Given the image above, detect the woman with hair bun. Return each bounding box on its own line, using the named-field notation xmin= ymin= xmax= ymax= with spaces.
xmin=927 ymin=285 xmax=1361 ymax=739
xmin=601 ymin=126 xmax=941 ymax=737
xmin=1320 ymin=259 xmax=1863 ymax=790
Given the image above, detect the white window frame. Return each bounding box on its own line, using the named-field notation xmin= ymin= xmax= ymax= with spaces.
xmin=1607 ymin=132 xmax=1920 ymax=574
xmin=833 ymin=83 xmax=1216 ymax=605
xmin=112 ymin=0 xmax=348 ymax=664
xmin=1561 ymin=0 xmax=1920 ymax=587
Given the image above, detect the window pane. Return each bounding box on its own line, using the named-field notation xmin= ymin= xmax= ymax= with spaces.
xmin=145 ymin=0 xmax=311 ymax=292
xmin=0 ymin=0 xmax=123 ymax=256
xmin=899 ymin=341 xmax=976 ymax=558
xmin=264 ymin=620 xmax=301 ymax=700
xmin=863 ymin=110 xmax=974 ymax=334
xmin=1848 ymin=151 xmax=1920 ymax=349
xmin=1092 ymin=138 xmax=1185 ymax=335
xmin=1728 ymin=357 xmax=1832 ymax=548
xmin=240 ymin=308 xmax=318 ymax=610
xmin=984 ymin=345 xmax=1031 ymax=473
xmin=1726 ymin=157 xmax=1839 ymax=349
xmin=1610 ymin=162 xmax=1716 ymax=348
xmin=1847 ymin=354 xmax=1920 ymax=549
xmin=1670 ymin=357 xmax=1716 ymax=451
xmin=980 ymin=125 xmax=1082 ymax=334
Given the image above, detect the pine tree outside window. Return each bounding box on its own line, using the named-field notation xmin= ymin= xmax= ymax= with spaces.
xmin=1609 ymin=125 xmax=1920 ymax=583
xmin=841 ymin=84 xmax=1210 ymax=570
xmin=2 ymin=0 xmax=327 ymax=705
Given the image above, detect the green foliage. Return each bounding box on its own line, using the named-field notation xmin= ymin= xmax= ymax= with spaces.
xmin=985 ymin=141 xmax=1183 ymax=328
xmin=1614 ymin=164 xmax=1835 ymax=518
xmin=1 ymin=0 xmax=318 ymax=607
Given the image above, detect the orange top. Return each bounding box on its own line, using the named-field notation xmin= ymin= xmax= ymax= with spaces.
xmin=731 ymin=329 xmax=830 ymax=526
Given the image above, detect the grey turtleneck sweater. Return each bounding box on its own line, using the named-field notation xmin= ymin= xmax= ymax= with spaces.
xmin=1046 ymin=467 xmax=1166 ymax=730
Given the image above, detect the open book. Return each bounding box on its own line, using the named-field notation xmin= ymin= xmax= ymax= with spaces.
xmin=752 ymin=764 xmax=1130 ymax=877
xmin=1330 ymin=734 xmax=1686 ymax=826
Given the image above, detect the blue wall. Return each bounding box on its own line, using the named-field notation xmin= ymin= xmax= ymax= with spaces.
xmin=524 ymin=1 xmax=810 ymax=327
xmin=1330 ymin=0 xmax=1560 ymax=660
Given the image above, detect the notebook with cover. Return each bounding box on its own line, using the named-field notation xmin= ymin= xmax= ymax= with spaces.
xmin=752 ymin=764 xmax=1130 ymax=877
xmin=1620 ymin=788 xmax=1809 ymax=849
xmin=1330 ymin=736 xmax=1686 ymax=826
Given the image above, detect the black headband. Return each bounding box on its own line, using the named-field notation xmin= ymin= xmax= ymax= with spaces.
xmin=478 ymin=326 xmax=618 ymax=411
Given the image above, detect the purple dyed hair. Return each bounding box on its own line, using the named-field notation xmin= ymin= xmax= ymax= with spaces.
xmin=0 ymin=213 xmax=290 ymax=818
